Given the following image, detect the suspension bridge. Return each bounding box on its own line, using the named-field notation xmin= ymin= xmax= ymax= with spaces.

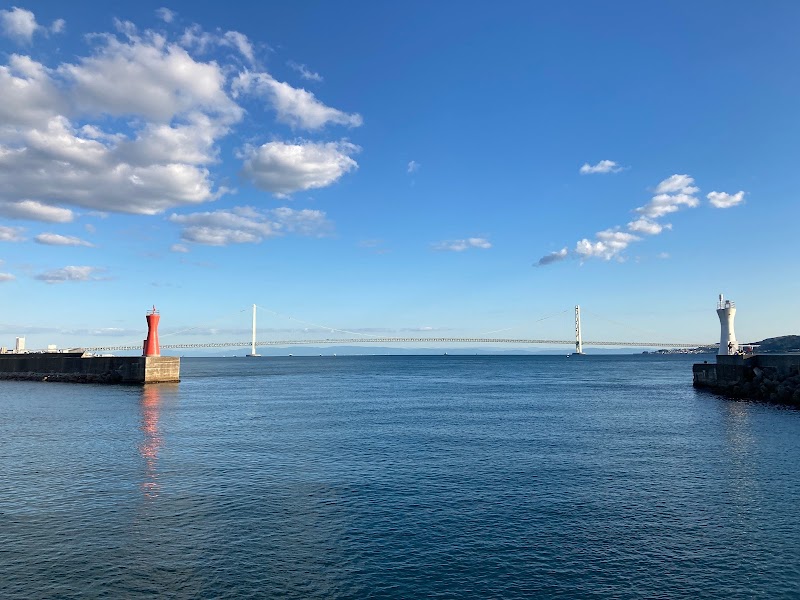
xmin=80 ymin=305 xmax=711 ymax=354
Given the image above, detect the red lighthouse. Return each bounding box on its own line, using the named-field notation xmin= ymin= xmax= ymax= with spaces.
xmin=143 ymin=306 xmax=161 ymax=357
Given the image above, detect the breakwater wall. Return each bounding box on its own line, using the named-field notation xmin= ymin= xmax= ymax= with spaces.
xmin=0 ymin=353 xmax=180 ymax=384
xmin=693 ymin=354 xmax=800 ymax=405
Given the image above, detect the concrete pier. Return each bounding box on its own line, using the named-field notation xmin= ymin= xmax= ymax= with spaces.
xmin=0 ymin=352 xmax=180 ymax=384
xmin=693 ymin=354 xmax=800 ymax=405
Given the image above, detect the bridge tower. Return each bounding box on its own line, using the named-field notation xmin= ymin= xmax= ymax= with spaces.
xmin=574 ymin=305 xmax=584 ymax=355
xmin=143 ymin=306 xmax=160 ymax=357
xmin=247 ymin=304 xmax=260 ymax=357
xmin=717 ymin=294 xmax=738 ymax=355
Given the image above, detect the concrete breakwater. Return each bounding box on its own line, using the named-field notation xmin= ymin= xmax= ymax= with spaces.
xmin=0 ymin=353 xmax=180 ymax=384
xmin=693 ymin=354 xmax=800 ymax=405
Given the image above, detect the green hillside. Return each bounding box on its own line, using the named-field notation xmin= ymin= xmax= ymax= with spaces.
xmin=756 ymin=335 xmax=800 ymax=353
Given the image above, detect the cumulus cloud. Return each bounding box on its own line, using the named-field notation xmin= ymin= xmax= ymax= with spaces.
xmin=0 ymin=7 xmax=64 ymax=44
xmin=0 ymin=272 xmax=15 ymax=282
xmin=580 ymin=159 xmax=623 ymax=175
xmin=34 ymin=265 xmax=105 ymax=283
xmin=635 ymin=175 xmax=700 ymax=218
xmin=536 ymin=173 xmax=744 ymax=266
xmin=241 ymin=140 xmax=359 ymax=196
xmin=575 ymin=230 xmax=639 ymax=261
xmin=0 ymin=226 xmax=26 ymax=242
xmin=287 ymin=60 xmax=322 ymax=82
xmin=0 ymin=19 xmax=364 ymax=223
xmin=627 ymin=217 xmax=671 ymax=235
xmin=407 ymin=160 xmax=420 ymax=173
xmin=535 ymin=247 xmax=568 ymax=267
xmin=707 ymin=190 xmax=745 ymax=209
xmin=34 ymin=233 xmax=94 ymax=247
xmin=0 ymin=200 xmax=74 ymax=222
xmin=432 ymin=237 xmax=492 ymax=252
xmin=233 ymin=71 xmax=362 ymax=129
xmin=654 ymin=174 xmax=699 ymax=195
xmin=0 ymin=7 xmax=38 ymax=44
xmin=169 ymin=205 xmax=333 ymax=246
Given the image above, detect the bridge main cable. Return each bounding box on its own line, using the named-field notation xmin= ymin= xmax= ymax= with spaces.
xmin=82 ymin=338 xmax=710 ymax=351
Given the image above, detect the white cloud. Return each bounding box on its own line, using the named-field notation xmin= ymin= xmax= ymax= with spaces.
xmin=635 ymin=175 xmax=700 ymax=219
xmin=535 ymin=247 xmax=568 ymax=266
xmin=287 ymin=61 xmax=322 ymax=82
xmin=0 ymin=18 xmax=363 ymax=225
xmin=433 ymin=237 xmax=492 ymax=252
xmin=62 ymin=36 xmax=242 ymax=123
xmin=707 ymin=190 xmax=745 ymax=209
xmin=170 ymin=243 xmax=189 ymax=253
xmin=579 ymin=159 xmax=623 ymax=175
xmin=654 ymin=174 xmax=699 ymax=195
xmin=657 ymin=252 xmax=670 ymax=259
xmin=627 ymin=217 xmax=671 ymax=235
xmin=636 ymin=193 xmax=699 ymax=218
xmin=241 ymin=140 xmax=359 ymax=196
xmin=0 ymin=200 xmax=74 ymax=222
xmin=233 ymin=71 xmax=362 ymax=129
xmin=169 ymin=205 xmax=333 ymax=246
xmin=0 ymin=226 xmax=26 ymax=242
xmin=34 ymin=265 xmax=105 ymax=283
xmin=0 ymin=7 xmax=64 ymax=44
xmin=156 ymin=8 xmax=176 ymax=23
xmin=0 ymin=33 xmax=240 ymax=217
xmin=575 ymin=230 xmax=639 ymax=261
xmin=221 ymin=31 xmax=255 ymax=64
xmin=407 ymin=160 xmax=420 ymax=173
xmin=34 ymin=233 xmax=94 ymax=247
xmin=537 ymin=172 xmax=746 ymax=267
xmin=0 ymin=7 xmax=38 ymax=44
xmin=0 ymin=272 xmax=15 ymax=282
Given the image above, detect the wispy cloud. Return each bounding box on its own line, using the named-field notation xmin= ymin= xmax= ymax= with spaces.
xmin=170 ymin=205 xmax=333 ymax=246
xmin=34 ymin=265 xmax=106 ymax=283
xmin=287 ymin=60 xmax=323 ymax=82
xmin=0 ymin=226 xmax=26 ymax=242
xmin=0 ymin=272 xmax=15 ymax=282
xmin=433 ymin=237 xmax=492 ymax=252
xmin=34 ymin=233 xmax=94 ymax=247
xmin=156 ymin=7 xmax=176 ymax=23
xmin=579 ymin=159 xmax=623 ymax=175
xmin=407 ymin=160 xmax=420 ymax=174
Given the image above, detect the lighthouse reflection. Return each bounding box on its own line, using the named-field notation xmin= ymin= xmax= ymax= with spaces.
xmin=138 ymin=384 xmax=176 ymax=499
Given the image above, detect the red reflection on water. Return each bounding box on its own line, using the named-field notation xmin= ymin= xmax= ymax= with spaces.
xmin=138 ymin=385 xmax=163 ymax=499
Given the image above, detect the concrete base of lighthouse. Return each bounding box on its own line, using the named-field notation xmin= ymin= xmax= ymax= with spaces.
xmin=141 ymin=356 xmax=181 ymax=383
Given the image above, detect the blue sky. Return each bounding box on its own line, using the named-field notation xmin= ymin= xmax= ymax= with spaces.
xmin=1 ymin=1 xmax=798 ymax=350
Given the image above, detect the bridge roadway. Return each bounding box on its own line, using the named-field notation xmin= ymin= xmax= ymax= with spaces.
xmin=82 ymin=338 xmax=709 ymax=352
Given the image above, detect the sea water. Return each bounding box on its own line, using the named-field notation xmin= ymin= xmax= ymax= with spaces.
xmin=1 ymin=355 xmax=799 ymax=598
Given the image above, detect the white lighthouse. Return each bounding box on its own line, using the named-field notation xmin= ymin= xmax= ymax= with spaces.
xmin=716 ymin=294 xmax=738 ymax=355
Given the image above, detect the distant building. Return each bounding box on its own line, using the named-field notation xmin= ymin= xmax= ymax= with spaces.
xmin=47 ymin=344 xmax=58 ymax=352
xmin=15 ymin=337 xmax=25 ymax=353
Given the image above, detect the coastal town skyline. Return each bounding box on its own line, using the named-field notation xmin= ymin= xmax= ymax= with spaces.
xmin=1 ymin=1 xmax=798 ymax=349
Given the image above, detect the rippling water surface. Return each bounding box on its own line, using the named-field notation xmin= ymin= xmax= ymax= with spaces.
xmin=2 ymin=355 xmax=800 ymax=598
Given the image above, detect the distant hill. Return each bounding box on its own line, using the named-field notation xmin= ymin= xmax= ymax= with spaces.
xmin=756 ymin=335 xmax=800 ymax=353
